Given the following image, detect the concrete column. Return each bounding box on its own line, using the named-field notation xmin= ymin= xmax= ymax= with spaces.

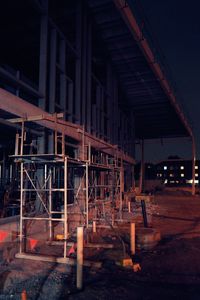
xmin=68 ymin=82 xmax=73 ymax=122
xmin=86 ymin=19 xmax=92 ymax=133
xmin=59 ymin=39 xmax=67 ymax=120
xmin=49 ymin=28 xmax=57 ymax=113
xmin=38 ymin=13 xmax=48 ymax=154
xmin=75 ymin=0 xmax=82 ymax=124
xmin=48 ymin=28 xmax=57 ymax=153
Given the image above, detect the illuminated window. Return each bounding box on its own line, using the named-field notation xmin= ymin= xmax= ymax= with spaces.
xmin=195 ymin=166 xmax=198 ymax=170
xmin=180 ymin=166 xmax=184 ymax=170
xmin=181 ymin=174 xmax=184 ymax=177
xmin=187 ymin=179 xmax=199 ymax=184
xmin=164 ymin=166 xmax=167 ymax=170
xmin=195 ymin=173 xmax=198 ymax=177
xmin=164 ymin=179 xmax=168 ymax=184
xmin=169 ymin=173 xmax=174 ymax=177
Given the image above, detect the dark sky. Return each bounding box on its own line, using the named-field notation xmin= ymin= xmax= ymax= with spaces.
xmin=134 ymin=0 xmax=200 ymax=162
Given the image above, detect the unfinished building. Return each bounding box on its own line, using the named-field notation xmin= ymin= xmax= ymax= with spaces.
xmin=0 ymin=0 xmax=195 ymax=264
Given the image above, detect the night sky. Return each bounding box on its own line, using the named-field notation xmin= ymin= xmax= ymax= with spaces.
xmin=134 ymin=0 xmax=200 ymax=162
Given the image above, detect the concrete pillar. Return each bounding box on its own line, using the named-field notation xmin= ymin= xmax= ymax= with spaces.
xmin=75 ymin=0 xmax=82 ymax=124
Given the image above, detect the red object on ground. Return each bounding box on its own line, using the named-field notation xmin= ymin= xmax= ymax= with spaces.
xmin=0 ymin=230 xmax=8 ymax=242
xmin=29 ymin=238 xmax=38 ymax=250
xmin=68 ymin=243 xmax=77 ymax=256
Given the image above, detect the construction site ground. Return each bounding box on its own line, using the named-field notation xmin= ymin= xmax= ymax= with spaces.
xmin=1 ymin=191 xmax=200 ymax=299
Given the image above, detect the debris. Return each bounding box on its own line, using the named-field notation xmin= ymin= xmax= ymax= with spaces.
xmin=116 ymin=258 xmax=133 ymax=268
xmin=56 ymin=234 xmax=64 ymax=241
xmin=133 ymin=263 xmax=141 ymax=272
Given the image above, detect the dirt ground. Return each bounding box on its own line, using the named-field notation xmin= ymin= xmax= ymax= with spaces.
xmin=1 ymin=192 xmax=200 ymax=299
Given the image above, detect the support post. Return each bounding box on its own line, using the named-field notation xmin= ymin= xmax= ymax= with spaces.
xmin=49 ymin=169 xmax=52 ymax=240
xmin=141 ymin=200 xmax=148 ymax=228
xmin=85 ymin=162 xmax=89 ymax=228
xmin=76 ymin=226 xmax=84 ymax=290
xmin=92 ymin=221 xmax=96 ymax=233
xmin=64 ymin=157 xmax=68 ymax=258
xmin=120 ymin=162 xmax=124 ymax=219
xmin=128 ymin=201 xmax=131 ymax=213
xmin=19 ymin=162 xmax=24 ymax=254
xmin=192 ymin=136 xmax=196 ymax=196
xmin=139 ymin=139 xmax=144 ymax=194
xmin=130 ymin=223 xmax=135 ymax=255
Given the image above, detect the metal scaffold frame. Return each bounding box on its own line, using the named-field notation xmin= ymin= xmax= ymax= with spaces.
xmin=11 ymin=114 xmax=126 ymax=262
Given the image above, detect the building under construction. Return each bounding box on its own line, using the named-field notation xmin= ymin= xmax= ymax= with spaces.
xmin=0 ymin=0 xmax=195 ymax=266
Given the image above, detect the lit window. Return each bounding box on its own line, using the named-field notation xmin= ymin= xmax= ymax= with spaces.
xmin=180 ymin=166 xmax=184 ymax=170
xmin=181 ymin=174 xmax=184 ymax=177
xmin=195 ymin=166 xmax=198 ymax=170
xmin=187 ymin=179 xmax=199 ymax=184
xmin=164 ymin=166 xmax=167 ymax=170
xmin=195 ymin=173 xmax=198 ymax=177
xmin=164 ymin=179 xmax=168 ymax=184
xmin=170 ymin=173 xmax=174 ymax=177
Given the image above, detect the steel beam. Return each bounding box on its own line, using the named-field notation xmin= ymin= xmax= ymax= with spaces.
xmin=114 ymin=0 xmax=193 ymax=139
xmin=0 ymin=88 xmax=134 ymax=164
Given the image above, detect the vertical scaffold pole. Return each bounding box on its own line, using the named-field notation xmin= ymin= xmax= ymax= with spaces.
xmin=19 ymin=162 xmax=24 ymax=254
xmin=49 ymin=168 xmax=52 ymax=240
xmin=86 ymin=162 xmax=89 ymax=228
xmin=64 ymin=156 xmax=68 ymax=258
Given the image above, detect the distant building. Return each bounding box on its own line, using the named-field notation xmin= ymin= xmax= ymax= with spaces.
xmin=156 ymin=157 xmax=199 ymax=186
xmin=134 ymin=162 xmax=156 ymax=181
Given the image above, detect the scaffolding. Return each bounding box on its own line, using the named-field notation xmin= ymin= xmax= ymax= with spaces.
xmin=11 ymin=114 xmax=124 ymax=261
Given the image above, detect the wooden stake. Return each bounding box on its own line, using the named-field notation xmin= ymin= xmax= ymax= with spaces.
xmin=130 ymin=223 xmax=135 ymax=255
xmin=128 ymin=201 xmax=131 ymax=213
xmin=76 ymin=226 xmax=84 ymax=290
xmin=92 ymin=221 xmax=96 ymax=233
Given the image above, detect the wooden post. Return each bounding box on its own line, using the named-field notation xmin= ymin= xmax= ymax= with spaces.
xmin=92 ymin=221 xmax=96 ymax=233
xmin=128 ymin=201 xmax=131 ymax=213
xmin=130 ymin=223 xmax=135 ymax=255
xmin=77 ymin=226 xmax=84 ymax=290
